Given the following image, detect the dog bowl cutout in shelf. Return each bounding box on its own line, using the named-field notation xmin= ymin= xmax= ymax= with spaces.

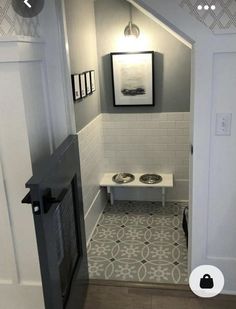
xmin=112 ymin=173 xmax=135 ymax=184
xmin=139 ymin=174 xmax=162 ymax=184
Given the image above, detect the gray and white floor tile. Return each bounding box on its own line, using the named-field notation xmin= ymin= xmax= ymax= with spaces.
xmin=88 ymin=201 xmax=188 ymax=285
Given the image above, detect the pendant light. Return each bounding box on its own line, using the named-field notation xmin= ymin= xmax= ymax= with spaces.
xmin=124 ymin=3 xmax=140 ymax=38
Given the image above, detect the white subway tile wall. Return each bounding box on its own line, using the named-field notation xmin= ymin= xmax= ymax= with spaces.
xmin=78 ymin=112 xmax=190 ymax=211
xmin=78 ymin=115 xmax=104 ymax=216
xmin=102 ymin=113 xmax=190 ymax=181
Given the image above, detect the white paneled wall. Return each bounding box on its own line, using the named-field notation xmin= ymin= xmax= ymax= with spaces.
xmin=0 ymin=38 xmax=45 ymax=308
xmin=102 ymin=113 xmax=190 ymax=201
xmin=78 ymin=115 xmax=105 ymax=243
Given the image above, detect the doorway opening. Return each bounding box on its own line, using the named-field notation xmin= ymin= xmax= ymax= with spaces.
xmin=63 ymin=0 xmax=193 ymax=287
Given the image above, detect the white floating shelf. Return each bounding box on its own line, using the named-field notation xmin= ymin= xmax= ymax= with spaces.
xmin=100 ymin=173 xmax=174 ymax=207
xmin=100 ymin=173 xmax=173 ymax=188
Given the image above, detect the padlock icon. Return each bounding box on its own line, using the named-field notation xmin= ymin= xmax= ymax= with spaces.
xmin=200 ymin=274 xmax=214 ymax=289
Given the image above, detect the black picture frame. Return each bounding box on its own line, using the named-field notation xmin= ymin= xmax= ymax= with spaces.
xmin=71 ymin=74 xmax=81 ymax=101
xmin=90 ymin=70 xmax=96 ymax=92
xmin=85 ymin=71 xmax=92 ymax=95
xmin=79 ymin=73 xmax=86 ymax=98
xmin=111 ymin=51 xmax=155 ymax=107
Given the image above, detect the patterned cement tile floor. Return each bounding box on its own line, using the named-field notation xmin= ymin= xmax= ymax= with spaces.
xmin=87 ymin=201 xmax=188 ymax=285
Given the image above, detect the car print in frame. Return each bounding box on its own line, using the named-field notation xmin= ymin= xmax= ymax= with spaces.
xmin=111 ymin=51 xmax=154 ymax=106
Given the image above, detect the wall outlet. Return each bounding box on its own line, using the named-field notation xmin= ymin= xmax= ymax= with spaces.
xmin=215 ymin=113 xmax=232 ymax=136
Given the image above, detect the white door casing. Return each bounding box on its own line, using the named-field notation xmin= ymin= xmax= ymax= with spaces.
xmin=131 ymin=0 xmax=236 ymax=294
xmin=39 ymin=0 xmax=76 ymax=147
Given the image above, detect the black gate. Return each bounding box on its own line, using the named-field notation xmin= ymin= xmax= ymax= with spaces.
xmin=22 ymin=135 xmax=88 ymax=309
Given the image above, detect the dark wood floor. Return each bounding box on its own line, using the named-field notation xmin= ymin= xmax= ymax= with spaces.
xmin=83 ymin=280 xmax=236 ymax=309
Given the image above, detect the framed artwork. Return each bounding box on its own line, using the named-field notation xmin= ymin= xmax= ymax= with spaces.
xmin=111 ymin=51 xmax=154 ymax=107
xmin=71 ymin=74 xmax=81 ymax=101
xmin=85 ymin=71 xmax=92 ymax=95
xmin=79 ymin=73 xmax=86 ymax=98
xmin=90 ymin=70 xmax=96 ymax=92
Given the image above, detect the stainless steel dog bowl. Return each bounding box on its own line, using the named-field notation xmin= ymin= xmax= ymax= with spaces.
xmin=112 ymin=173 xmax=135 ymax=184
xmin=139 ymin=174 xmax=162 ymax=184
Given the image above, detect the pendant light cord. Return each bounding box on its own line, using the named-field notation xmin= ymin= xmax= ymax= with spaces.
xmin=129 ymin=3 xmax=133 ymax=33
xmin=129 ymin=3 xmax=132 ymax=23
xmin=124 ymin=2 xmax=140 ymax=38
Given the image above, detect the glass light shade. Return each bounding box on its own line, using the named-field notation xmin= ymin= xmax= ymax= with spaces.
xmin=124 ymin=21 xmax=140 ymax=38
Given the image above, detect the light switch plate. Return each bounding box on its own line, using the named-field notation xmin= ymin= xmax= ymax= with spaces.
xmin=215 ymin=113 xmax=232 ymax=136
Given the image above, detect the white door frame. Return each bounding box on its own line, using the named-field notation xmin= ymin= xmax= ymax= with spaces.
xmin=38 ymin=0 xmax=76 ymax=148
xmin=54 ymin=0 xmax=76 ymax=135
xmin=132 ymin=0 xmax=236 ymax=294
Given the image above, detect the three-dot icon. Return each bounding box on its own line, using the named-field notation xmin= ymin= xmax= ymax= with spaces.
xmin=198 ymin=4 xmax=216 ymax=11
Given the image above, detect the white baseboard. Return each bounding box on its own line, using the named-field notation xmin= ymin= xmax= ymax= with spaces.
xmin=84 ymin=189 xmax=106 ymax=246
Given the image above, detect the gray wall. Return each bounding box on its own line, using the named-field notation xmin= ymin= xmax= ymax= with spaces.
xmin=64 ymin=0 xmax=101 ymax=131
xmin=94 ymin=0 xmax=191 ymax=113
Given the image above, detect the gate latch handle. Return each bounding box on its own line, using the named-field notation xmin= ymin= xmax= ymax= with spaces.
xmin=21 ymin=192 xmax=32 ymax=204
xmin=43 ymin=188 xmax=68 ymax=213
xmin=21 ymin=192 xmax=41 ymax=215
